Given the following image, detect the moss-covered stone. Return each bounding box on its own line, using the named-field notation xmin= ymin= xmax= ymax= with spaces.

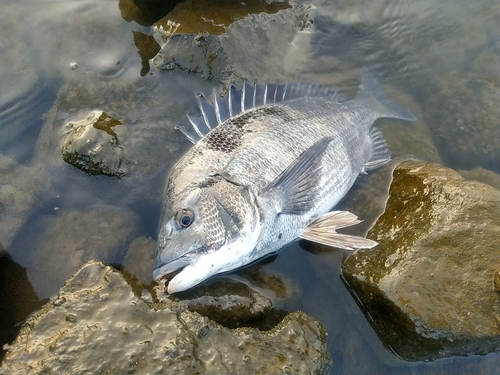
xmin=342 ymin=160 xmax=500 ymax=361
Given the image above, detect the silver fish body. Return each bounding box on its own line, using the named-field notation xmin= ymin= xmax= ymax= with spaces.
xmin=154 ymin=68 xmax=416 ymax=293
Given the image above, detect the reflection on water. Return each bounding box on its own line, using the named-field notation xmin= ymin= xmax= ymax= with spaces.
xmin=0 ymin=0 xmax=499 ymax=373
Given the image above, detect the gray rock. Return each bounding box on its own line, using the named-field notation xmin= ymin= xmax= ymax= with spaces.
xmin=15 ymin=205 xmax=142 ymax=298
xmin=157 ymin=279 xmax=278 ymax=329
xmin=153 ymin=29 xmax=233 ymax=85
xmin=0 ymin=154 xmax=48 ymax=249
xmin=152 ymin=6 xmax=316 ymax=86
xmin=471 ymin=50 xmax=500 ymax=82
xmin=219 ymin=6 xmax=315 ymax=82
xmin=0 ymin=261 xmax=332 ymax=375
xmin=33 ymin=73 xmax=187 ymax=184
xmin=61 ymin=111 xmax=127 ymax=177
xmin=342 ymin=160 xmax=500 ymax=361
xmin=424 ymin=71 xmax=500 ymax=171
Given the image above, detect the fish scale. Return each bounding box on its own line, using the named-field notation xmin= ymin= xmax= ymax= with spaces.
xmin=154 ymin=68 xmax=416 ymax=293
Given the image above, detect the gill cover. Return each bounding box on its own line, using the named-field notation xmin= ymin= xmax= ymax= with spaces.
xmin=153 ymin=178 xmax=258 ymax=283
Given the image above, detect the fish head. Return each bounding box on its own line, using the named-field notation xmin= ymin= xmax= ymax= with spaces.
xmin=153 ymin=180 xmax=260 ymax=293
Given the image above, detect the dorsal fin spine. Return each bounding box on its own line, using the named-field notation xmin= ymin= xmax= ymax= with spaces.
xmin=182 ymin=80 xmax=345 ymax=143
xmin=281 ymin=83 xmax=287 ymax=101
xmin=213 ymin=91 xmax=221 ymax=124
xmin=188 ymin=117 xmax=204 ymax=138
xmin=228 ymin=85 xmax=234 ymax=117
xmin=241 ymin=80 xmax=247 ymax=111
xmin=263 ymin=82 xmax=268 ymax=105
xmin=252 ymin=81 xmax=257 ymax=107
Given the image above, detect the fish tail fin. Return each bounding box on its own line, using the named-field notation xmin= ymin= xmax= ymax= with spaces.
xmin=355 ymin=67 xmax=417 ymax=123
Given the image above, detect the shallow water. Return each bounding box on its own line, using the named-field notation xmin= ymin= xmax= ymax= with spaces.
xmin=1 ymin=0 xmax=499 ymax=373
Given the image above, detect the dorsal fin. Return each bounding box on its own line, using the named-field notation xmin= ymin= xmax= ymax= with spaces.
xmin=183 ymin=80 xmax=345 ymax=144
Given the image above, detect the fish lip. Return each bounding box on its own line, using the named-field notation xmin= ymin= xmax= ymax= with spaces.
xmin=152 ymin=256 xmax=192 ymax=282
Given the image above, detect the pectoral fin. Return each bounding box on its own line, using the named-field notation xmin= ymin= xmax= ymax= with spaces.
xmin=300 ymin=211 xmax=378 ymax=250
xmin=261 ymin=137 xmax=333 ymax=215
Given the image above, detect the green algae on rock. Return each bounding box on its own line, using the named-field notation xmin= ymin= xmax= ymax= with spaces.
xmin=0 ymin=261 xmax=332 ymax=375
xmin=342 ymin=160 xmax=500 ymax=361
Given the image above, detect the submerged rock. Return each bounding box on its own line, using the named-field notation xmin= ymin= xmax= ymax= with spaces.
xmin=0 ymin=261 xmax=332 ymax=375
xmin=342 ymin=160 xmax=500 ymax=361
xmin=61 ymin=111 xmax=127 ymax=177
xmin=0 ymin=154 xmax=48 ymax=249
xmin=157 ymin=0 xmax=291 ymax=36
xmin=424 ymin=71 xmax=500 ymax=171
xmin=152 ymin=6 xmax=315 ymax=85
xmin=121 ymin=236 xmax=156 ymax=287
xmin=152 ymin=28 xmax=232 ymax=84
xmin=15 ymin=205 xmax=142 ymax=298
xmin=458 ymin=167 xmax=500 ymax=191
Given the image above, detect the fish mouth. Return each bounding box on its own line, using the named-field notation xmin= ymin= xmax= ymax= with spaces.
xmin=152 ymin=256 xmax=192 ymax=282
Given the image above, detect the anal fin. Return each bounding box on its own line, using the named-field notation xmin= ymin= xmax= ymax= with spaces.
xmin=300 ymin=211 xmax=378 ymax=250
xmin=364 ymin=127 xmax=390 ymax=171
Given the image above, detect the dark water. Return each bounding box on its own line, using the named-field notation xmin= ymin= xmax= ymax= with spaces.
xmin=1 ymin=0 xmax=499 ymax=373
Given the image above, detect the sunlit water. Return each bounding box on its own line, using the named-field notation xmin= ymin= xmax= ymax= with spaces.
xmin=1 ymin=0 xmax=499 ymax=374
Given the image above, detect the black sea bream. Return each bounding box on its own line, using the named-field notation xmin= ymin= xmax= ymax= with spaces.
xmin=154 ymin=68 xmax=416 ymax=293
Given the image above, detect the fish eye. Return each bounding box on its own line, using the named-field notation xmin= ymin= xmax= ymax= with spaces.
xmin=175 ymin=208 xmax=195 ymax=229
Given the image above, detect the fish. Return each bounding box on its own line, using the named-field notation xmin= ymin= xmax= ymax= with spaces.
xmin=153 ymin=68 xmax=416 ymax=293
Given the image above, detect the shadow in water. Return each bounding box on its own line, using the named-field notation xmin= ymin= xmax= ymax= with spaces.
xmin=0 ymin=245 xmax=47 ymax=361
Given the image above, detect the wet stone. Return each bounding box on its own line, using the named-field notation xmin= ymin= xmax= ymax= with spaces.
xmin=61 ymin=111 xmax=127 ymax=177
xmin=0 ymin=261 xmax=332 ymax=374
xmin=342 ymin=160 xmax=500 ymax=361
xmin=156 ymin=0 xmax=291 ymax=36
xmin=152 ymin=27 xmax=232 ymax=85
xmin=158 ymin=279 xmax=287 ymax=330
xmin=151 ymin=258 xmax=297 ymax=331
xmin=151 ymin=6 xmax=315 ymax=86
